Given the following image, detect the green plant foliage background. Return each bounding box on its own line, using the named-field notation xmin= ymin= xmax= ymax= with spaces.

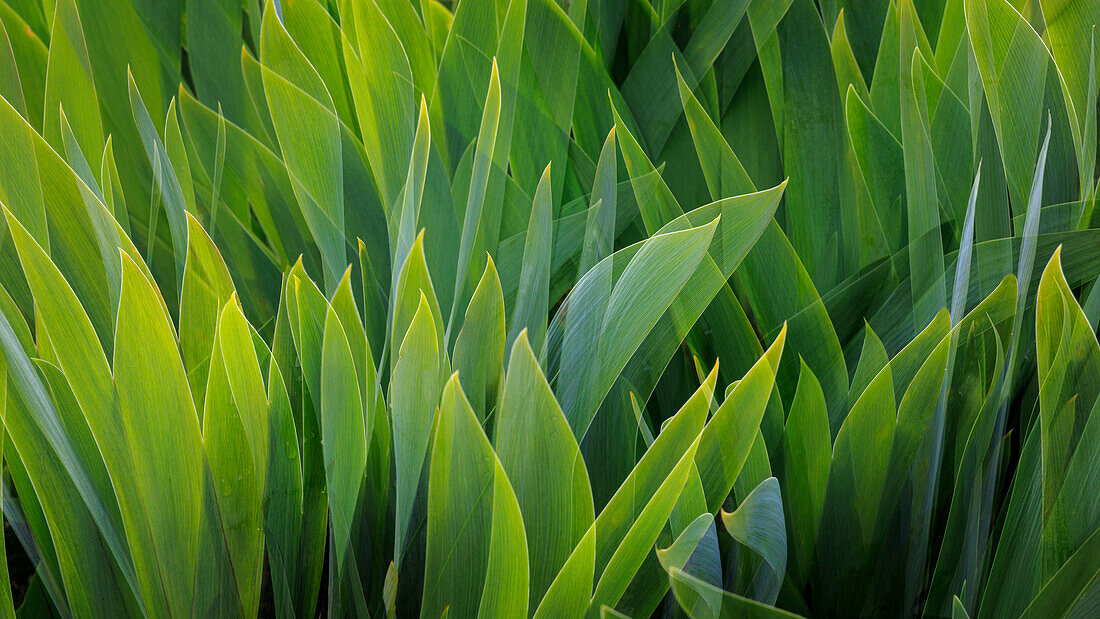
xmin=0 ymin=0 xmax=1095 ymax=617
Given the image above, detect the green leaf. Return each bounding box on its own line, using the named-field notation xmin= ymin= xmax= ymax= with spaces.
xmin=901 ymin=44 xmax=945 ymax=330
xmin=673 ymin=70 xmax=847 ymax=429
xmin=619 ymin=0 xmax=746 ymax=156
xmin=533 ymin=526 xmax=597 ymax=619
xmin=276 ymin=0 xmax=353 ymax=129
xmin=114 ymin=251 xmax=204 ymax=616
xmin=128 ymin=68 xmax=190 ymax=285
xmin=453 ymin=255 xmax=505 ymax=421
xmin=392 ymin=98 xmax=432 ymax=297
xmin=391 ymin=232 xmax=445 ymax=374
xmin=757 ymin=0 xmax=855 ymax=288
xmin=184 ymin=0 xmax=268 ymax=140
xmin=569 ymin=177 xmax=783 ymax=505
xmin=589 ymin=431 xmax=701 ymax=615
xmin=0 ymin=4 xmax=46 ymax=131
xmin=849 ymin=322 xmax=889 ymax=408
xmin=953 ymin=595 xmax=971 ymax=619
xmin=783 ymin=360 xmax=831 ymax=587
xmin=207 ymin=104 xmax=227 ymax=237
xmin=924 ymin=281 xmax=1016 ymax=616
xmin=0 ymin=386 xmax=14 ymax=619
xmin=286 ymin=260 xmax=329 ymax=409
xmin=42 ymin=0 xmax=102 ymax=160
xmin=341 ymin=0 xmax=415 ymax=210
xmin=1036 ymin=246 xmax=1100 ymax=576
xmin=0 ymin=50 xmax=45 ymax=253
xmin=508 ymin=0 xmax=571 ymax=205
xmin=320 ymin=294 xmax=367 ymax=587
xmin=422 ymin=374 xmax=528 ymax=618
xmin=668 ymin=567 xmax=804 ymax=618
xmin=735 ymin=224 xmax=849 ymax=432
xmin=330 ymin=267 xmax=375 ymax=423
xmin=657 ymin=514 xmax=722 ymax=590
xmin=675 ymin=63 xmax=755 ymax=199
xmin=553 ymin=217 xmax=719 ymax=439
xmin=261 ymin=309 xmax=307 ymax=618
xmin=720 ymin=477 xmax=786 ymax=604
xmin=846 ymin=85 xmax=906 ymax=254
xmin=907 ymin=165 xmax=985 ymax=605
xmin=1006 ymin=119 xmax=1053 ymax=385
xmin=578 ymin=128 xmax=617 ymax=278
xmin=259 ymin=0 xmax=344 ymax=292
xmin=507 ymin=164 xmax=553 ymax=356
xmin=696 ymin=325 xmax=786 ymax=513
xmin=180 ymin=213 xmax=235 ymax=413
xmin=979 ymin=423 xmax=1043 ymax=617
xmin=57 ymin=109 xmax=124 ymax=309
xmin=164 ymin=98 xmax=196 ymax=216
xmin=496 ymin=331 xmax=594 ymax=609
xmin=609 ymin=100 xmax=683 ymax=234
xmin=391 ymin=292 xmax=444 ymax=565
xmin=1041 ymin=0 xmax=1100 ymax=142
xmin=815 ymin=340 xmax=896 ymax=611
xmin=427 ymin=0 xmax=502 ymax=172
xmin=200 ymin=297 xmax=267 ymax=615
xmin=965 ymin=0 xmax=1054 ymax=213
xmin=830 ymin=11 xmax=870 ymax=102
xmin=1022 ymin=523 xmax=1100 ymax=618
xmin=1 ymin=356 xmax=137 ymax=618
xmin=271 ymin=274 xmax=327 ymax=619
xmin=448 ymin=57 xmax=502 ymax=339
xmin=874 ymin=312 xmax=951 ymax=539
xmin=369 ymin=0 xmax=436 ymax=99
xmin=0 ymin=209 xmax=137 ymax=589
xmin=584 ymin=372 xmax=715 ymax=615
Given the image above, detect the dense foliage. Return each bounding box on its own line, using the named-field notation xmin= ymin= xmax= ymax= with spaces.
xmin=0 ymin=0 xmax=1096 ymax=616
